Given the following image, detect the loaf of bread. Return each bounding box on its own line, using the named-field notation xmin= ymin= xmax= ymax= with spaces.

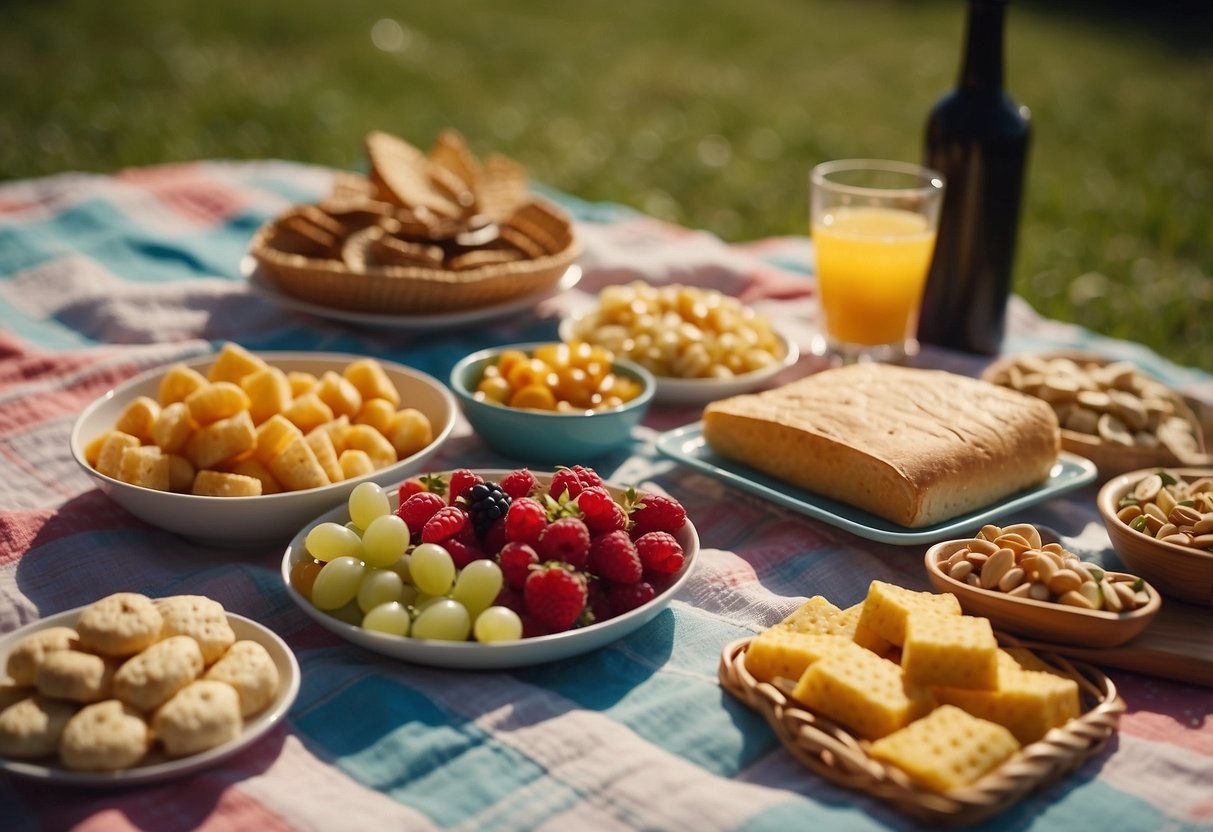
xmin=702 ymin=364 xmax=1060 ymax=527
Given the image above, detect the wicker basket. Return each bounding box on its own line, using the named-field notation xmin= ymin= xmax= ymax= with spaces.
xmin=719 ymin=636 xmax=1123 ymax=827
xmin=249 ymin=198 xmax=581 ymax=316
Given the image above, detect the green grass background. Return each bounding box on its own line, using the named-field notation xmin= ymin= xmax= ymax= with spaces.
xmin=2 ymin=0 xmax=1209 ymax=371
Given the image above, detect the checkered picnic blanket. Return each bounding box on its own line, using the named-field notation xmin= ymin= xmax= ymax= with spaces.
xmin=0 ymin=160 xmax=1210 ymax=831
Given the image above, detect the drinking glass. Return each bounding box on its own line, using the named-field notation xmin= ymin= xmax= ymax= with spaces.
xmin=809 ymin=159 xmax=945 ymax=364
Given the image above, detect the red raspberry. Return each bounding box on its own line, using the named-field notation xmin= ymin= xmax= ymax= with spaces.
xmin=448 ymin=469 xmax=484 ymax=506
xmin=587 ymin=578 xmax=612 ymax=624
xmin=588 ymin=530 xmax=643 ymax=584
xmin=608 ymin=580 xmax=656 ymax=615
xmin=521 ymin=614 xmax=551 ymax=639
xmin=524 ymin=564 xmax=588 ymax=632
xmin=499 ymin=468 xmax=538 ymax=500
xmin=536 ymin=517 xmax=591 ymax=570
xmin=396 ymin=492 xmax=447 ymax=536
xmin=497 ymin=541 xmax=539 ymax=589
xmin=634 ymin=531 xmax=685 ymax=576
xmin=575 ymin=486 xmax=627 ymax=533
xmin=547 ymin=465 xmax=604 ymax=501
xmin=504 ymin=497 xmax=547 ymax=547
xmin=629 ymin=493 xmax=687 ymax=537
xmin=421 ymin=505 xmax=468 ymax=543
xmin=445 ymin=538 xmax=485 ymax=569
xmin=493 ymin=586 xmax=527 ymax=616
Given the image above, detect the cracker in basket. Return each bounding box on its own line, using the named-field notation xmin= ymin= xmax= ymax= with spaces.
xmin=273 ymin=212 xmax=342 ymax=258
xmin=477 ymin=153 xmax=529 ymax=220
xmin=504 ymin=201 xmax=571 ymax=254
xmin=448 ymin=248 xmax=526 ymax=271
xmin=429 ymin=129 xmax=483 ymax=195
xmin=316 ymin=198 xmax=396 ymax=236
xmin=366 ymin=131 xmax=464 ymax=219
xmin=327 ymin=171 xmax=378 ymax=202
xmin=868 ymin=704 xmax=1020 ymax=793
xmin=496 ymin=224 xmax=549 ymax=260
xmin=372 ymin=233 xmax=445 ymax=269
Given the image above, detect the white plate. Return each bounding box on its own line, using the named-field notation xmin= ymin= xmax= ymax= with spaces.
xmin=243 ymin=256 xmax=582 ymax=331
xmin=656 ymin=422 xmax=1098 ymax=545
xmin=558 ymin=314 xmax=799 ymax=405
xmin=0 ymin=608 xmax=300 ymax=786
xmin=70 ymin=351 xmax=457 ymax=546
xmin=281 ymin=470 xmax=699 ymax=669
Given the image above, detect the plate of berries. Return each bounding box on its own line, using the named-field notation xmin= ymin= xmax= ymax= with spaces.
xmin=280 ymin=466 xmax=699 ymax=669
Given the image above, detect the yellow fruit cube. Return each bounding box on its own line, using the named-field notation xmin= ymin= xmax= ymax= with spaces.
xmin=225 ymin=458 xmax=282 ymax=495
xmin=158 ymin=363 xmax=207 ymax=405
xmin=114 ymin=396 xmax=160 ymax=444
xmin=254 ymin=414 xmax=303 ymax=464
xmin=184 ymin=411 xmax=256 ymax=470
xmin=354 ymin=398 xmax=397 ymax=435
xmin=240 ymin=366 xmax=292 ymax=426
xmin=901 ymin=612 xmax=999 ymax=690
xmin=305 ymin=428 xmax=345 ymax=484
xmin=166 ymin=454 xmax=196 ymax=493
xmin=150 ymin=401 xmax=195 ymax=455
xmin=267 ymin=436 xmax=331 ymax=491
xmin=206 ymin=342 xmax=267 ymax=385
xmin=343 ymin=358 xmax=400 ymax=407
xmin=94 ymin=431 xmax=141 ymax=479
xmin=338 ymin=449 xmax=375 ymax=480
xmin=343 ymin=424 xmax=396 ymax=468
xmin=316 ymin=371 xmax=363 ymax=420
xmin=186 ymin=382 xmax=251 ymax=425
xmin=192 ymin=470 xmax=262 ymax=497
xmin=745 ymin=628 xmax=867 ymax=684
xmin=389 ymin=408 xmax=433 ymax=458
xmin=117 ymin=445 xmax=169 ymax=491
xmin=857 ymin=581 xmax=960 ymax=647
xmin=869 ymin=705 xmax=1020 ymax=793
xmin=792 ymin=649 xmax=936 ymax=740
xmin=282 ymin=392 xmax=334 ymax=434
xmin=287 ymin=370 xmax=318 ymax=397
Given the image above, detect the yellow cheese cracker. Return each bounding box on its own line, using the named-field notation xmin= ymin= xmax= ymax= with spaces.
xmin=745 ymin=628 xmax=867 ymax=684
xmin=869 ymin=705 xmax=1020 ymax=793
xmin=856 ymin=580 xmax=960 ymax=647
xmin=901 ymin=612 xmax=999 ymax=690
xmin=792 ymin=649 xmax=935 ymax=740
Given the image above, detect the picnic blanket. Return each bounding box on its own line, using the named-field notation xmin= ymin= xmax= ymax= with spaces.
xmin=1 ymin=160 xmax=1210 ymax=831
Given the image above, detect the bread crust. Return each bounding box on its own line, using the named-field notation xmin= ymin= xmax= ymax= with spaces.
xmin=702 ymin=364 xmax=1060 ymax=527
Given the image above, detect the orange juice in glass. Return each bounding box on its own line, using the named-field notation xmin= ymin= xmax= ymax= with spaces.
xmin=810 ymin=160 xmax=944 ymax=363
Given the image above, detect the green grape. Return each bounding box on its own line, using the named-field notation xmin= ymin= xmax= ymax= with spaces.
xmin=451 ymin=560 xmax=504 ymax=620
xmin=362 ymin=601 xmax=411 ymax=636
xmin=473 ymin=606 xmax=523 ymax=643
xmin=306 ymin=522 xmax=363 ymax=563
xmin=360 ymin=514 xmax=410 ymax=568
xmin=411 ymin=599 xmax=471 ymax=641
xmin=325 ymin=600 xmax=365 ymax=626
xmin=399 ymin=584 xmax=419 ymax=608
xmin=311 ymin=556 xmax=366 ymax=610
xmin=409 ymin=543 xmax=456 ymax=596
xmin=348 ymin=481 xmax=391 ymax=530
xmin=356 ymin=568 xmax=404 ymax=613
xmin=388 ymin=553 xmax=412 ymax=585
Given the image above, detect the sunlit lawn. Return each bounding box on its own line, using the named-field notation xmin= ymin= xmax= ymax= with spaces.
xmin=1 ymin=0 xmax=1209 ymax=371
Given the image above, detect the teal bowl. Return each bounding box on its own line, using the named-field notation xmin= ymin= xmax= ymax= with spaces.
xmin=449 ymin=342 xmax=655 ymax=464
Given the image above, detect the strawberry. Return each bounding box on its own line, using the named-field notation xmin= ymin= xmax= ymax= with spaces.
xmin=524 ymin=564 xmax=588 ymax=632
xmin=575 ymin=486 xmax=627 ymax=533
xmin=497 ymin=541 xmax=539 ymax=589
xmin=499 ymin=468 xmax=538 ymax=499
xmin=397 ymin=472 xmax=447 ymax=501
xmin=634 ymin=531 xmax=685 ymax=576
xmin=536 ymin=516 xmax=591 ymax=570
xmin=448 ymin=468 xmax=484 ymax=506
xmin=628 ymin=493 xmax=687 ymax=537
xmin=587 ymin=530 xmax=643 ymax=584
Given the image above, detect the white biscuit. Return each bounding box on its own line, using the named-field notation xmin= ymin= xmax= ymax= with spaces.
xmin=58 ymin=700 xmax=152 ymax=771
xmin=77 ymin=593 xmax=164 ymax=658
xmin=0 ymin=682 xmax=32 ymax=712
xmin=0 ymin=695 xmax=78 ymax=758
xmin=203 ymin=640 xmax=279 ymax=717
xmin=6 ymin=627 xmax=80 ymax=686
xmin=155 ymin=596 xmax=236 ymax=665
xmin=152 ymin=680 xmax=242 ymax=758
xmin=34 ymin=650 xmax=116 ymax=704
xmin=113 ymin=636 xmax=204 ymax=713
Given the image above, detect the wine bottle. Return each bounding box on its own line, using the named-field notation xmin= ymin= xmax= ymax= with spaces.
xmin=917 ymin=0 xmax=1031 ymax=355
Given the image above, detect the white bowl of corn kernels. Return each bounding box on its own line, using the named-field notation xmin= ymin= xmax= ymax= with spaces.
xmin=559 ymin=282 xmax=799 ymax=406
xmin=69 ymin=345 xmax=456 ymax=546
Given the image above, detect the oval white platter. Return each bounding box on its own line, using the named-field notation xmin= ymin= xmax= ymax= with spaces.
xmin=0 ymin=608 xmax=300 ymax=786
xmin=558 ymin=313 xmax=799 ymax=405
xmin=281 ymin=470 xmax=699 ymax=670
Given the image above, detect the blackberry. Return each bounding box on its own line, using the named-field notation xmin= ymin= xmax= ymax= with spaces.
xmin=465 ymin=482 xmax=512 ymax=536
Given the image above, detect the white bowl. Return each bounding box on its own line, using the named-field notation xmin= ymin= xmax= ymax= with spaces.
xmin=558 ymin=313 xmax=798 ymax=405
xmin=70 ymin=352 xmax=457 ymax=546
xmin=281 ymin=469 xmax=699 ymax=669
xmin=0 ymin=607 xmax=299 ymax=786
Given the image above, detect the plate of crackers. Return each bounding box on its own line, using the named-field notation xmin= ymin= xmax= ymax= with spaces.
xmin=0 ymin=592 xmax=300 ymax=786
xmin=246 ymin=130 xmax=582 ymax=320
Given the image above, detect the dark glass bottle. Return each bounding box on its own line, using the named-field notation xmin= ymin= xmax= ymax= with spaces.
xmin=917 ymin=0 xmax=1031 ymax=355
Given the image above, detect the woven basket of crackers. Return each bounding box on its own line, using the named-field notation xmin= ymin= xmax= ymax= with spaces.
xmin=250 ymin=130 xmax=581 ymax=315
xmin=718 ymin=585 xmax=1124 ymax=827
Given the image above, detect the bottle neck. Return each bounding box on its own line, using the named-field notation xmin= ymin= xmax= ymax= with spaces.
xmin=959 ymin=0 xmax=1007 ymax=93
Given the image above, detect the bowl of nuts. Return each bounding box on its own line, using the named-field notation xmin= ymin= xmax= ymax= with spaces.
xmin=1097 ymin=467 xmax=1213 ymax=605
xmin=559 ymin=281 xmax=799 ymax=405
xmin=70 ymin=344 xmax=457 ymax=546
xmin=981 ymin=351 xmax=1210 ymax=480
xmin=924 ymin=522 xmax=1160 ymax=648
xmin=448 ymin=341 xmax=655 ymax=464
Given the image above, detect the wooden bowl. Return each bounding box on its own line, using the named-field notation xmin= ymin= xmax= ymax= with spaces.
xmin=924 ymin=539 xmax=1161 ymax=648
xmin=981 ymin=350 xmax=1210 ymax=480
xmin=1097 ymin=467 xmax=1213 ymax=606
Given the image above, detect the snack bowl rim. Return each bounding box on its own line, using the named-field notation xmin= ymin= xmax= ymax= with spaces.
xmin=69 ymin=351 xmax=458 ymax=546
xmin=1095 ymin=466 xmax=1213 ymax=605
xmin=281 ymin=469 xmax=699 ymax=669
xmin=924 ymin=537 xmax=1161 ymax=648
